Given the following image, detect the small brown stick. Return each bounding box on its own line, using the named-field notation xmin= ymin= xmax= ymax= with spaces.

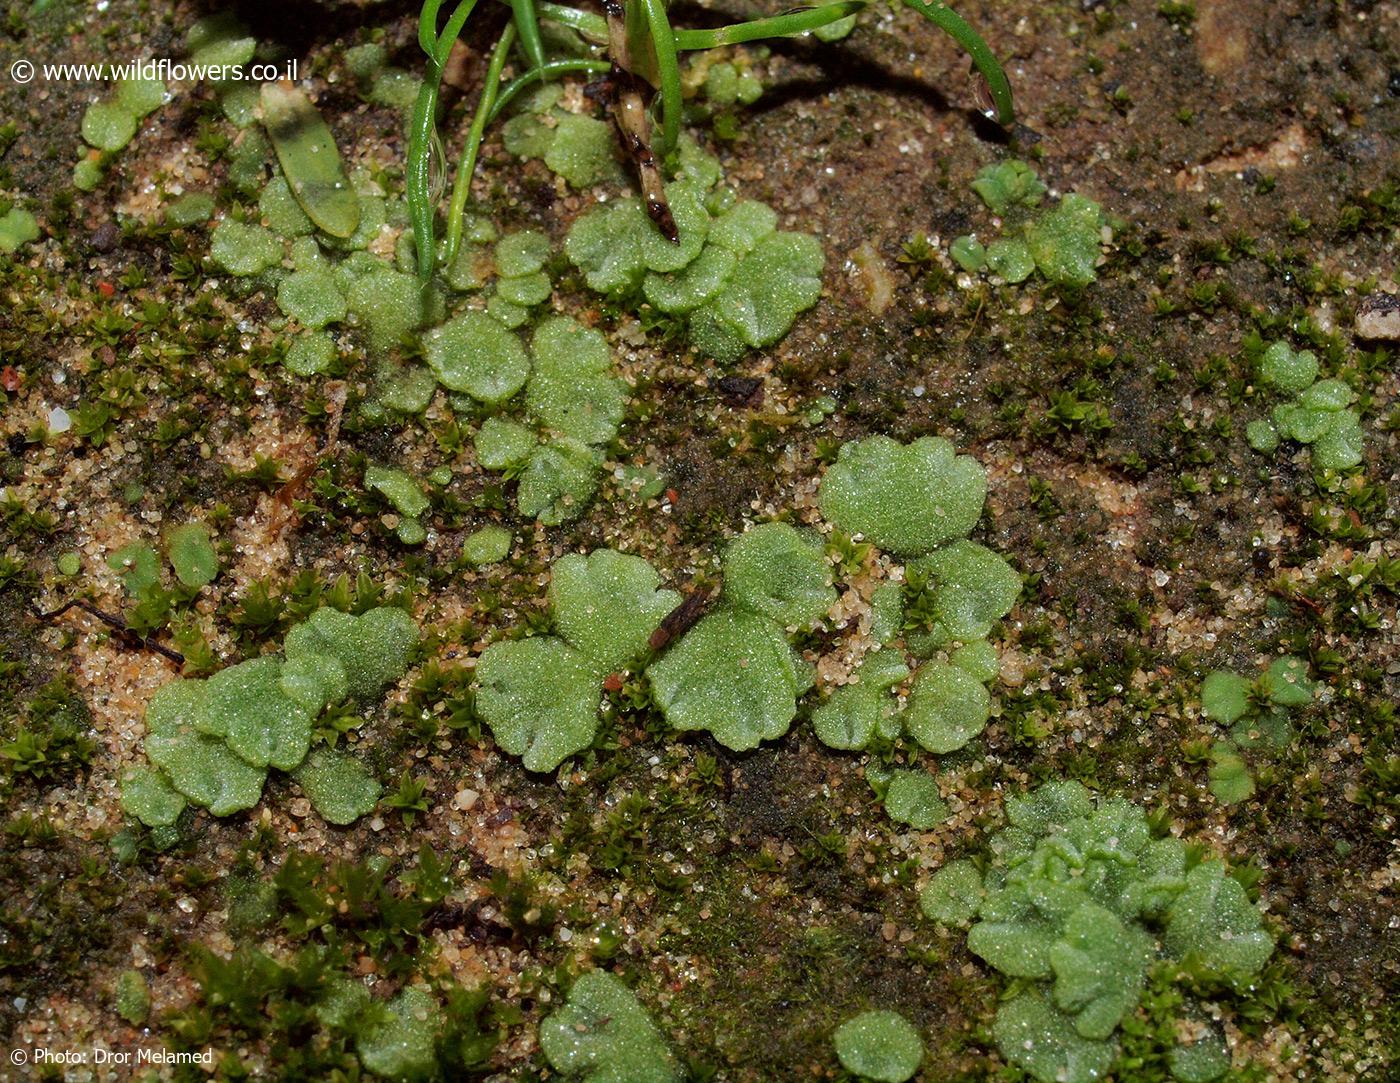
xmin=648 ymin=586 xmax=712 ymax=652
xmin=32 ymin=599 xmax=185 ymax=665
xmin=601 ymin=0 xmax=678 ymax=241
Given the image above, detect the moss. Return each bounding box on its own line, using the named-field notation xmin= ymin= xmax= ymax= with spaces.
xmin=494 ymin=230 xmax=550 ymax=277
xmin=145 ymin=681 xmax=268 ymax=815
xmin=919 ymin=860 xmax=983 ymax=925
xmin=954 ymin=161 xmax=1107 ymax=287
xmin=1025 ymin=194 xmax=1106 ymax=288
xmin=525 ymin=317 xmax=626 ymax=446
xmin=971 ymin=160 xmax=1046 ymax=215
xmin=474 ymin=416 xmax=536 ymax=469
xmin=516 ymin=438 xmax=604 ymax=525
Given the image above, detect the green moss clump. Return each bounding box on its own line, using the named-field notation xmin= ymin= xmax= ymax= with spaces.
xmin=282 ymin=606 xmax=419 ymax=701
xmin=166 ymin=192 xmax=216 ymax=228
xmin=108 ymin=540 xmax=161 ymax=595
xmin=495 ymin=229 xmax=551 ymax=277
xmin=346 ymin=269 xmax=425 ymax=354
xmin=502 ymin=96 xmax=627 ymax=189
xmin=1259 ymin=341 xmax=1318 ymax=393
xmin=918 ymin=860 xmax=983 ymax=925
xmin=907 ymin=540 xmax=1020 ymax=642
xmin=935 ymin=781 xmax=1274 ymax=1083
xmin=187 ymin=13 xmax=256 ymax=69
xmin=1025 ymin=194 xmax=1105 ymax=288
xmin=516 ymin=438 xmax=604 ymax=526
xmin=144 ymin=681 xmax=268 ymax=816
xmin=80 ymin=101 xmax=139 ymax=152
xmin=454 ymin=313 xmax=625 ymax=526
xmin=539 ymin=971 xmax=683 ymax=1083
xmin=277 ymin=270 xmax=347 ymax=329
xmin=203 ymin=656 xmax=313 ymax=770
xmin=971 ymin=159 xmax=1046 ymax=214
xmin=260 ymin=175 xmax=316 ymax=237
xmin=526 ymin=317 xmax=627 ymax=446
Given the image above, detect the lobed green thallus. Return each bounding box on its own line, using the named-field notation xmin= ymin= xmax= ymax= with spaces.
xmin=1246 ymin=340 xmax=1365 ymax=473
xmin=122 ymin=607 xmax=417 ymax=827
xmin=1199 ymin=655 xmax=1317 ymax=805
xmin=474 ymin=436 xmax=1019 ymax=810
xmin=539 ymin=970 xmax=683 ymax=1082
xmin=920 ymin=781 xmax=1274 ymax=1083
xmin=951 ymin=159 xmax=1109 ymax=288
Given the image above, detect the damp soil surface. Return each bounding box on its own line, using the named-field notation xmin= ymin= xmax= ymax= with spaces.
xmin=0 ymin=0 xmax=1397 ymax=1080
